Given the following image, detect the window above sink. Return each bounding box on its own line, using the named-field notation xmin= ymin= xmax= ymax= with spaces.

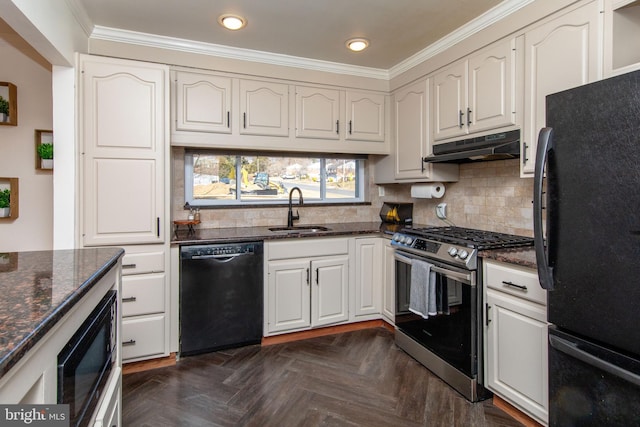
xmin=184 ymin=150 xmax=366 ymax=207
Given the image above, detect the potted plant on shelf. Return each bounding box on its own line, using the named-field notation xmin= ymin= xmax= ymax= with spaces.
xmin=0 ymin=189 xmax=10 ymax=217
xmin=37 ymin=142 xmax=53 ymax=169
xmin=0 ymin=96 xmax=9 ymax=123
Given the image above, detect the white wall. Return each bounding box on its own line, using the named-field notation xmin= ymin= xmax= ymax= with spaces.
xmin=0 ymin=34 xmax=53 ymax=251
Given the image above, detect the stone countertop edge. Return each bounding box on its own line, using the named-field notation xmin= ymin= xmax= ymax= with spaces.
xmin=0 ymin=247 xmax=125 ymax=379
xmin=171 ymin=221 xmax=405 ymax=245
xmin=479 ymin=246 xmax=537 ymax=269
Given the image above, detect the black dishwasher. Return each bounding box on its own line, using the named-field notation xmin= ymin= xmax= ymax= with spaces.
xmin=179 ymin=242 xmax=263 ymax=356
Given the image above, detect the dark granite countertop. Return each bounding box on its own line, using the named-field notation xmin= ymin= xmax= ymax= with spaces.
xmin=0 ymin=248 xmax=124 ymax=379
xmin=172 ymin=221 xmax=409 ymax=245
xmin=479 ymin=246 xmax=537 ymax=269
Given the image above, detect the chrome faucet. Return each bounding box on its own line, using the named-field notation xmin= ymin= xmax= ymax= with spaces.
xmin=287 ymin=187 xmax=304 ymax=227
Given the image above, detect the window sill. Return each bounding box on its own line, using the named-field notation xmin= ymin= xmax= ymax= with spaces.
xmin=184 ymin=201 xmax=372 ymax=210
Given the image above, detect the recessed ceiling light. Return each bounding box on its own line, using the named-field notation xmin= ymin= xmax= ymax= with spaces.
xmin=218 ymin=14 xmax=246 ymax=31
xmin=346 ymin=38 xmax=369 ymax=52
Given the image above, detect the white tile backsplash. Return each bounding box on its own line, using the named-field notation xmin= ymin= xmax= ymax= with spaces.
xmin=172 ymin=148 xmax=534 ymax=236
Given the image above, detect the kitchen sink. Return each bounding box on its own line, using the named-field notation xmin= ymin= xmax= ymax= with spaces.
xmin=269 ymin=225 xmax=330 ymax=233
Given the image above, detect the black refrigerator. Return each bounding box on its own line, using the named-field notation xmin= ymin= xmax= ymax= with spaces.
xmin=534 ymin=70 xmax=640 ymax=426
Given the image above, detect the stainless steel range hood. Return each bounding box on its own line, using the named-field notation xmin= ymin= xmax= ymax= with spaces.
xmin=423 ymin=130 xmax=520 ymax=163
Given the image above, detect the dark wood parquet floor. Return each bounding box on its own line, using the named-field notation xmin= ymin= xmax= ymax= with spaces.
xmin=122 ymin=328 xmax=524 ymax=427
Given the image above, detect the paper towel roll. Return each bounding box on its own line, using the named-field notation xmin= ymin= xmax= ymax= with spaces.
xmin=410 ymin=183 xmax=445 ymax=199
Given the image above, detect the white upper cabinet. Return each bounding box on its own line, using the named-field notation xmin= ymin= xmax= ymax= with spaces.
xmin=174 ymin=71 xmax=232 ymax=133
xmin=373 ymin=78 xmax=459 ymax=183
xmin=239 ymin=79 xmax=289 ymax=137
xmin=171 ymin=69 xmax=388 ymax=155
xmin=604 ymin=0 xmax=640 ymax=76
xmin=468 ymin=37 xmax=518 ymax=134
xmin=295 ymin=86 xmax=340 ymax=139
xmin=394 ymin=79 xmax=430 ymax=179
xmin=521 ymin=0 xmax=602 ymax=175
xmin=434 ymin=37 xmax=518 ymax=141
xmin=295 ymin=86 xmax=386 ymax=144
xmin=345 ymin=91 xmax=386 ymax=142
xmin=434 ymin=61 xmax=468 ymax=140
xmin=80 ymin=55 xmax=168 ymax=246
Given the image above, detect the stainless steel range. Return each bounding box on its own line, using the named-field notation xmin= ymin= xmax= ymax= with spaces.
xmin=391 ymin=226 xmax=534 ymax=402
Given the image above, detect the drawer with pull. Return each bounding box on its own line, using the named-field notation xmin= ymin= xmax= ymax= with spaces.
xmin=121 ymin=273 xmax=166 ymax=317
xmin=121 ymin=314 xmax=166 ymax=361
xmin=120 ymin=245 xmax=165 ymax=275
xmin=484 ymin=260 xmax=546 ymax=305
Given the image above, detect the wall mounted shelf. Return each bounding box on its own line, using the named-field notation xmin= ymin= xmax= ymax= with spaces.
xmin=0 ymin=177 xmax=19 ymax=220
xmin=35 ymin=129 xmax=54 ymax=170
xmin=0 ymin=82 xmax=18 ymax=126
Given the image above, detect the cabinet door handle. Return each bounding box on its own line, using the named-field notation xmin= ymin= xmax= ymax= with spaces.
xmin=227 ymin=111 xmax=230 ymax=128
xmin=122 ymin=339 xmax=136 ymax=346
xmin=459 ymin=110 xmax=464 ymax=128
xmin=336 ymin=120 xmax=339 ymax=134
xmin=243 ymin=112 xmax=247 ymax=129
xmin=502 ymin=280 xmax=528 ymax=291
xmin=522 ymin=142 xmax=529 ymax=165
xmin=349 ymin=120 xmax=353 ymax=134
xmin=122 ymin=296 xmax=137 ymax=303
xmin=306 ymin=268 xmax=310 ymax=285
xmin=467 ymin=107 xmax=472 ymax=126
xmin=157 ymin=217 xmax=160 ymax=238
xmin=122 ymin=263 xmax=137 ymax=269
xmin=315 ymin=267 xmax=319 ymax=285
xmin=486 ymin=303 xmax=492 ymax=326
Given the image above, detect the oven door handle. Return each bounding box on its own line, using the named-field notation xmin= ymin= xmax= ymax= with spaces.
xmin=430 ymin=266 xmax=472 ymax=285
xmin=394 ymin=252 xmax=472 ymax=284
xmin=394 ymin=253 xmax=414 ymax=264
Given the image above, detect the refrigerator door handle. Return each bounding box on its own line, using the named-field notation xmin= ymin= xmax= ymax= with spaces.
xmin=550 ymin=333 xmax=640 ymax=388
xmin=534 ymin=127 xmax=554 ymax=290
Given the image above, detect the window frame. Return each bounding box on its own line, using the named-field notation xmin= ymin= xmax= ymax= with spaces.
xmin=184 ymin=150 xmax=367 ymax=207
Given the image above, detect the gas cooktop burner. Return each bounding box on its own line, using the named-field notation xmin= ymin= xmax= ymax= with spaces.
xmin=401 ymin=226 xmax=534 ymax=250
xmin=391 ymin=226 xmax=534 ymax=269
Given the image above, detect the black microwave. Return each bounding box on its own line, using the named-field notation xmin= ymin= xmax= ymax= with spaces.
xmin=58 ymin=290 xmax=117 ymax=427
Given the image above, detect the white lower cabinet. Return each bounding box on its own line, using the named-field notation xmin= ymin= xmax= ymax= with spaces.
xmin=121 ymin=315 xmax=167 ymax=361
xmin=265 ymin=238 xmax=350 ymax=335
xmin=120 ymin=245 xmax=170 ymax=362
xmin=92 ymin=367 xmax=121 ymax=427
xmin=265 ymin=236 xmax=390 ymax=336
xmin=352 ymin=238 xmax=382 ymax=319
xmin=484 ymin=260 xmax=548 ymax=425
xmin=382 ymin=239 xmax=396 ymax=324
xmin=267 ymin=255 xmax=348 ymax=334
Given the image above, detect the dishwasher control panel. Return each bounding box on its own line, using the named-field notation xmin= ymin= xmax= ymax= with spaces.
xmin=181 ymin=243 xmax=259 ymax=259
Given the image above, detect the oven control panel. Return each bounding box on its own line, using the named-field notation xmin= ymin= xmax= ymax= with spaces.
xmin=391 ymin=232 xmax=477 ymax=269
xmin=391 ymin=233 xmax=441 ymax=254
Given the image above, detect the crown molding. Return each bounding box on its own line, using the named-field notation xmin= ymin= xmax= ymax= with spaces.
xmin=87 ymin=0 xmax=531 ymax=81
xmin=64 ymin=0 xmax=94 ymax=38
xmin=90 ymin=26 xmax=390 ymax=80
xmin=389 ymin=0 xmax=534 ymax=79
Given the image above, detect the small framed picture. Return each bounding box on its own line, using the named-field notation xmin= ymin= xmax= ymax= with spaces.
xmin=0 ymin=82 xmax=17 ymax=126
xmin=35 ymin=129 xmax=54 ymax=170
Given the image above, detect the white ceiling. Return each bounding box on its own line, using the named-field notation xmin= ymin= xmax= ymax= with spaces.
xmin=77 ymin=0 xmax=507 ymax=70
